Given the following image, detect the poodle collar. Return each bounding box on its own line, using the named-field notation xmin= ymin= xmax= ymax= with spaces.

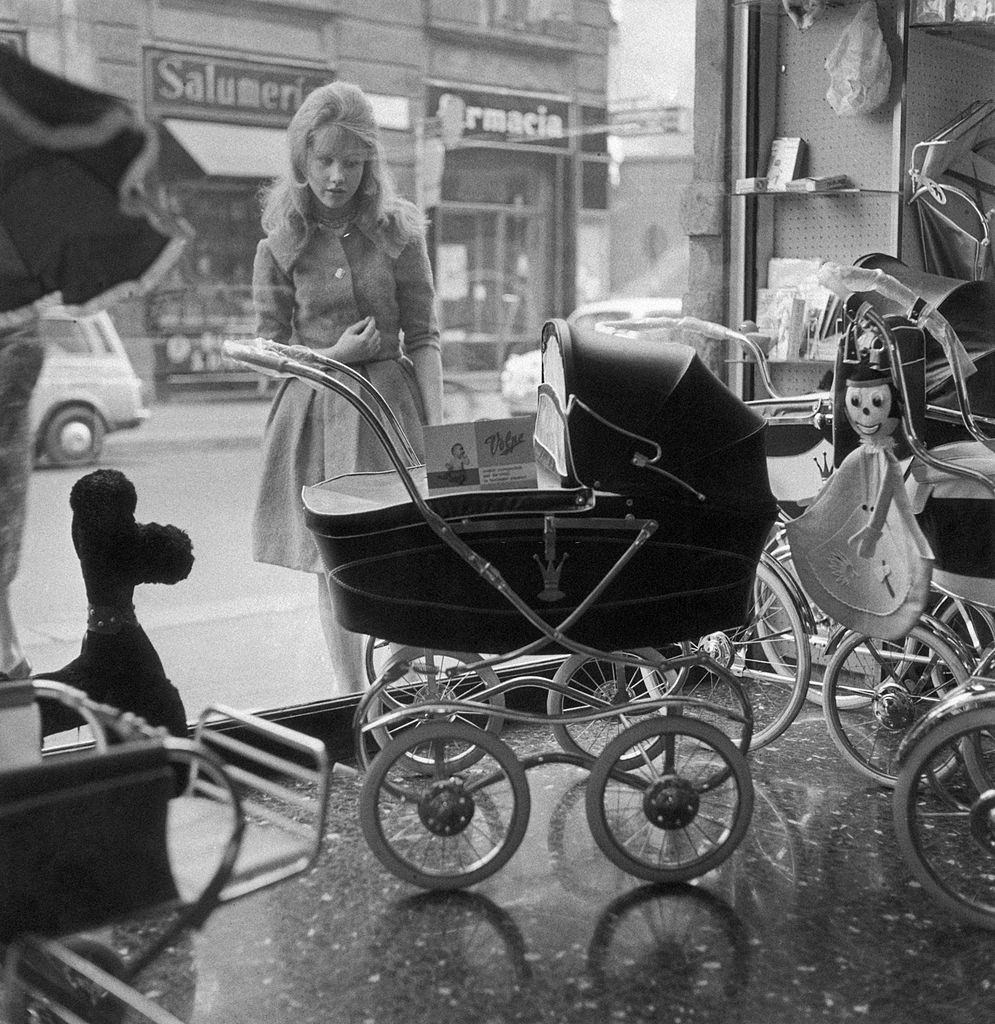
xmin=87 ymin=603 xmax=138 ymax=634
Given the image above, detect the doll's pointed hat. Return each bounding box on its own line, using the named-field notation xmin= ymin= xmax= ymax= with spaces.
xmin=846 ymin=348 xmax=892 ymax=388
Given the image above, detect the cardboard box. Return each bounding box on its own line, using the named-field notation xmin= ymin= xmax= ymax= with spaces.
xmin=766 ymin=138 xmax=806 ymax=191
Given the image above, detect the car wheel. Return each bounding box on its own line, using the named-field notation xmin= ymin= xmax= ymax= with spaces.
xmin=41 ymin=405 xmax=105 ymax=467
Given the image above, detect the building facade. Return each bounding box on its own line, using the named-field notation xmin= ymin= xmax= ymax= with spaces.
xmin=0 ymin=0 xmax=612 ymax=387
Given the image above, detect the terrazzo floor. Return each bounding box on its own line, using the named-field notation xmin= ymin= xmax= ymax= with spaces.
xmin=15 ymin=704 xmax=995 ymax=1024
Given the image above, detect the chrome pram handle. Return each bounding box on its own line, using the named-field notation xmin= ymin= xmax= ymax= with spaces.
xmin=225 ymin=338 xmax=420 ymax=466
xmin=819 ymin=262 xmax=994 ymax=452
xmin=601 ymin=315 xmax=833 ymax=415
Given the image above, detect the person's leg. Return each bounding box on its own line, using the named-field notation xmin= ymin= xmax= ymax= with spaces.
xmin=0 ymin=586 xmax=30 ymax=677
xmin=316 ymin=573 xmax=366 ymax=695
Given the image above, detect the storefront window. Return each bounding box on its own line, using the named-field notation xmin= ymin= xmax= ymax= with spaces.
xmin=15 ymin=0 xmax=702 ymax=723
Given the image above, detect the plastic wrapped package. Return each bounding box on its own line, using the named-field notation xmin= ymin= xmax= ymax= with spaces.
xmin=824 ymin=1 xmax=892 ymax=117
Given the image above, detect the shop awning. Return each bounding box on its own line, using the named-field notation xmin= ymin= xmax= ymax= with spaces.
xmin=162 ymin=118 xmax=287 ymax=178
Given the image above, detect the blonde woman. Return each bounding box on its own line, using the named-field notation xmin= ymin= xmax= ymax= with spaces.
xmin=251 ymin=81 xmax=443 ymax=693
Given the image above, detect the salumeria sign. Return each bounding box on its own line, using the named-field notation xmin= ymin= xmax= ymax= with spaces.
xmin=144 ymin=49 xmax=330 ymax=126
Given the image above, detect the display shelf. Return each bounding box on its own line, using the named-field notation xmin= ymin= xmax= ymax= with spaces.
xmin=731 ymin=187 xmax=900 ymax=197
xmin=910 ymin=21 xmax=995 ymax=52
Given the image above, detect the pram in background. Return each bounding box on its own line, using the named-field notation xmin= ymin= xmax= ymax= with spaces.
xmin=1 ymin=681 xmax=329 ymax=1023
xmin=633 ymin=257 xmax=995 ymax=791
xmin=791 ymin=261 xmax=995 ymax=787
xmin=225 ymin=333 xmax=774 ymax=889
xmin=907 ymin=98 xmax=995 ymax=284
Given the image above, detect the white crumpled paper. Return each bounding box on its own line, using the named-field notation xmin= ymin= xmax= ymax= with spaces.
xmin=824 ymin=1 xmax=892 ymax=117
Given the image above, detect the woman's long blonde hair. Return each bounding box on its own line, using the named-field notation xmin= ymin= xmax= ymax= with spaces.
xmin=260 ymin=80 xmax=425 ymax=262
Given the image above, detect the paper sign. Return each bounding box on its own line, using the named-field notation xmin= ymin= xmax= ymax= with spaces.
xmin=436 ymin=243 xmax=469 ymax=301
xmin=425 ymin=416 xmax=537 ymax=493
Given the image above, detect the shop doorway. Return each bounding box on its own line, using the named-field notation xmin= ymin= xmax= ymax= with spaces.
xmin=434 ymin=201 xmax=550 ymax=379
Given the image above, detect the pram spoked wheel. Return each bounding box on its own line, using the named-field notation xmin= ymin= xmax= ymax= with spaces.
xmin=358 ymin=645 xmax=506 ymax=772
xmin=547 ymin=646 xmax=754 ymax=760
xmin=893 ymin=707 xmax=995 ymax=929
xmin=547 ymin=554 xmax=809 ymax=757
xmin=359 ymin=721 xmax=530 ymax=889
xmin=584 ymin=717 xmax=754 ymax=883
xmin=821 ymin=624 xmax=968 ymax=785
xmin=546 ymin=647 xmax=681 ymax=767
xmin=688 ymin=554 xmax=810 ymax=748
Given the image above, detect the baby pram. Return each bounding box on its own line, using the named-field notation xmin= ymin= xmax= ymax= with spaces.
xmin=225 ymin=331 xmax=778 ymax=889
xmin=1 ymin=680 xmax=330 ymax=1023
xmin=784 ymin=261 xmax=995 ymax=787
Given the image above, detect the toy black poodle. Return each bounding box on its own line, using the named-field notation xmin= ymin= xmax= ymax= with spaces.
xmin=37 ymin=469 xmax=193 ymax=739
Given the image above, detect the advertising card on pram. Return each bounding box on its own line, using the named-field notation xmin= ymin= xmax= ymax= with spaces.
xmin=425 ymin=416 xmax=537 ymax=493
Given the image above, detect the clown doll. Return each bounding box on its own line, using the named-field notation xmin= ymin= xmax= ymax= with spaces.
xmin=785 ymin=340 xmax=933 ymax=641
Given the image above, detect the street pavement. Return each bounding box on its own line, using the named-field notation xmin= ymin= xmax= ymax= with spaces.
xmin=20 ymin=396 xmax=334 ymax=719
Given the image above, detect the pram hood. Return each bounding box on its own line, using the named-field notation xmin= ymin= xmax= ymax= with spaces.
xmin=852 ymin=253 xmax=995 ymax=430
xmin=540 ymin=317 xmax=776 ymax=511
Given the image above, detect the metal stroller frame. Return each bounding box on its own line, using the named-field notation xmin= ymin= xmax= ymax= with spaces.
xmin=225 ymin=339 xmax=762 ymax=890
xmin=1 ymin=680 xmax=330 ymax=1023
xmin=813 ymin=263 xmax=995 ymax=929
xmin=626 ymin=263 xmax=995 ymax=791
xmin=908 ymin=99 xmax=995 ymax=283
xmin=779 ymin=263 xmax=995 ymax=789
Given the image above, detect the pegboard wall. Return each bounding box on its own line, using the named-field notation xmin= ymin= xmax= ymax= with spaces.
xmin=900 ymin=27 xmax=995 ymax=267
xmin=766 ymin=0 xmax=903 ymax=267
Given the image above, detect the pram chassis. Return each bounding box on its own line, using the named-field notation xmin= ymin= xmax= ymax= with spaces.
xmin=225 ymin=340 xmax=764 ymax=889
xmin=786 ymin=265 xmax=995 ymax=787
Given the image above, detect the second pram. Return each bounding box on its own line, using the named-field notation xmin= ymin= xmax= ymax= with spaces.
xmin=225 ymin=324 xmax=780 ymax=889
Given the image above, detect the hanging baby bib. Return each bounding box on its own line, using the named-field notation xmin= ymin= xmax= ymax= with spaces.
xmin=786 ymin=444 xmax=933 ymax=640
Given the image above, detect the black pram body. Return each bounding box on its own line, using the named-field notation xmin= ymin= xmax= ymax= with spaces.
xmin=303 ymin=318 xmax=778 ymax=654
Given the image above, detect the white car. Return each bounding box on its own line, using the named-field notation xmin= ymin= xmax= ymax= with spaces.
xmin=29 ymin=308 xmax=149 ymax=467
xmin=501 ymin=296 xmax=683 ymax=414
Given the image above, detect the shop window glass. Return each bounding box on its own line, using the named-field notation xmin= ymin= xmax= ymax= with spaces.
xmin=16 ymin=0 xmax=701 ymax=724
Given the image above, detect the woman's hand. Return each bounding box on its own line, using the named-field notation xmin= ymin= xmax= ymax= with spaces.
xmin=326 ymin=316 xmax=381 ymax=364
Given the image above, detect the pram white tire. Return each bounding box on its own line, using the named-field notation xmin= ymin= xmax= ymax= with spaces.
xmin=359 ymin=721 xmax=530 ymax=890
xmin=360 ymin=646 xmax=505 ymax=772
xmin=725 ymin=555 xmax=810 ymax=748
xmin=822 ymin=624 xmax=968 ymax=787
xmin=584 ymin=717 xmax=754 ymax=883
xmin=893 ymin=708 xmax=995 ymax=930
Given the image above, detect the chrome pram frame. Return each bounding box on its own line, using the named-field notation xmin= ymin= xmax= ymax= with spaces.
xmin=225 ymin=339 xmax=763 ymax=890
xmin=634 ymin=270 xmax=995 ymax=929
